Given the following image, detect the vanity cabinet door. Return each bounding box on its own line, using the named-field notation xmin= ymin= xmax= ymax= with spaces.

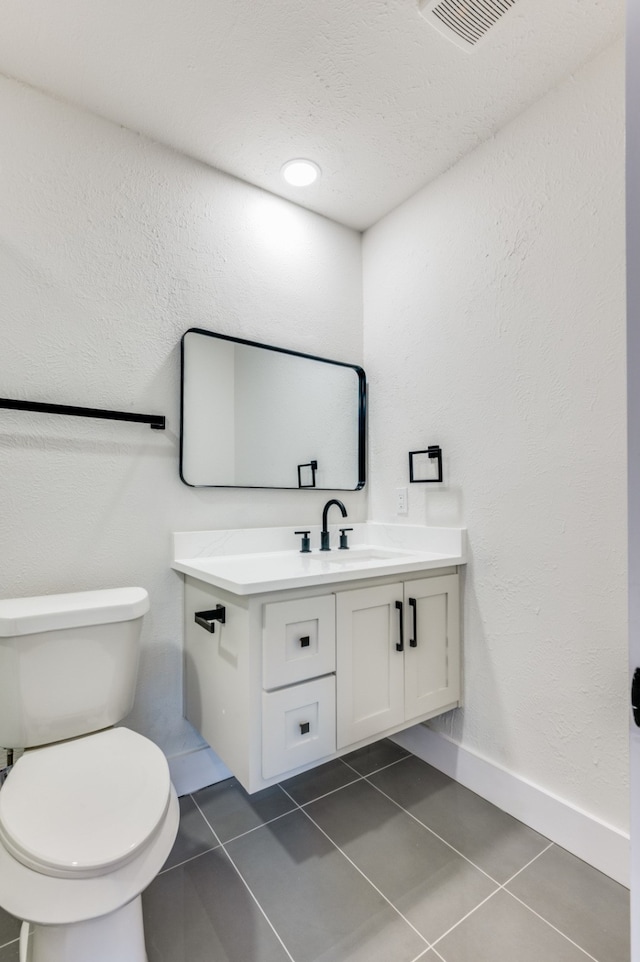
xmin=404 ymin=574 xmax=460 ymax=721
xmin=336 ymin=574 xmax=461 ymax=751
xmin=336 ymin=583 xmax=405 ymax=749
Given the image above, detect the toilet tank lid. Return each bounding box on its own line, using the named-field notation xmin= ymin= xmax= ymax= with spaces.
xmin=0 ymin=587 xmax=150 ymax=637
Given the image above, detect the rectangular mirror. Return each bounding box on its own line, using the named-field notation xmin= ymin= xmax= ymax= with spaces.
xmin=180 ymin=329 xmax=366 ymax=489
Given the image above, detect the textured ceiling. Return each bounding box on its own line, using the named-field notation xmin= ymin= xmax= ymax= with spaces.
xmin=0 ymin=0 xmax=624 ymax=229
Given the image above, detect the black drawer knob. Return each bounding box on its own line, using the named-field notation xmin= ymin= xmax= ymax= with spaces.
xmin=299 ymin=722 xmax=310 ymax=735
xmin=299 ymin=635 xmax=311 ymax=648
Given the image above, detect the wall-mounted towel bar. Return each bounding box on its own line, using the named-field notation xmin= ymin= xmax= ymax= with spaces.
xmin=0 ymin=398 xmax=166 ymax=430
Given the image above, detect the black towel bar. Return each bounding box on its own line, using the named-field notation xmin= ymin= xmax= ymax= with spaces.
xmin=0 ymin=398 xmax=166 ymax=430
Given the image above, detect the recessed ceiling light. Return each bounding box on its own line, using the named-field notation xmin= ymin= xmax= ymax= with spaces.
xmin=281 ymin=159 xmax=321 ymax=187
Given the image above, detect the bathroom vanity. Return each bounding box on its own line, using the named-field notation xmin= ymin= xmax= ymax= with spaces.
xmin=172 ymin=524 xmax=466 ymax=793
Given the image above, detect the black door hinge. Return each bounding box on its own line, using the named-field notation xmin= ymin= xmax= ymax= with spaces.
xmin=632 ymin=668 xmax=640 ymax=727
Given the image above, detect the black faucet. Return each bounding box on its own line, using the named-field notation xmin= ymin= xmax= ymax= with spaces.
xmin=320 ymin=499 xmax=348 ymax=551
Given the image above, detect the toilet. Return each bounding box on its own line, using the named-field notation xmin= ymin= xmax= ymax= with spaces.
xmin=0 ymin=587 xmax=180 ymax=962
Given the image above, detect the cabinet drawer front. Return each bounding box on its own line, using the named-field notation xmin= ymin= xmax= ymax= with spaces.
xmin=262 ymin=676 xmax=336 ymax=779
xmin=263 ymin=595 xmax=336 ymax=690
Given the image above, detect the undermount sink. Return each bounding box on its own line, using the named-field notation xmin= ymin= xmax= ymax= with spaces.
xmin=308 ymin=547 xmax=409 ymax=565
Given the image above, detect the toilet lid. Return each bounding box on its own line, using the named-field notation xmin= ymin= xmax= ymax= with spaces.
xmin=0 ymin=728 xmax=171 ymax=879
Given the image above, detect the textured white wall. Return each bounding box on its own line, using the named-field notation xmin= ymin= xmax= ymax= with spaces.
xmin=363 ymin=41 xmax=628 ymax=830
xmin=0 ymin=75 xmax=364 ymax=758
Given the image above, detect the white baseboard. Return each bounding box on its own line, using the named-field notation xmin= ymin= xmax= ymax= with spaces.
xmin=167 ymin=746 xmax=232 ymax=797
xmin=390 ymin=725 xmax=630 ymax=888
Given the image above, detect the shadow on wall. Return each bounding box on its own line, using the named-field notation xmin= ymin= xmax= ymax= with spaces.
xmin=423 ymin=484 xmax=464 ymax=527
xmin=126 ymin=637 xmax=206 ymax=756
xmin=426 ymin=547 xmax=516 ymax=771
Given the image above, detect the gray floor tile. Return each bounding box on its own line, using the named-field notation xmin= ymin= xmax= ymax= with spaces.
xmin=280 ymin=758 xmax=360 ymax=805
xmin=434 ymin=889 xmax=594 ymax=962
xmin=0 ymin=941 xmax=18 ymax=962
xmin=307 ymin=779 xmax=497 ymax=942
xmin=161 ymin=794 xmax=219 ymax=871
xmin=0 ymin=909 xmax=20 ymax=950
xmin=370 ymin=757 xmax=549 ymax=882
xmin=341 ymin=738 xmax=410 ymax=776
xmin=193 ymin=777 xmax=295 ymax=842
xmin=506 ymin=844 xmax=630 ymax=962
xmin=143 ymin=847 xmax=291 ymax=962
xmin=226 ymin=809 xmax=428 ymax=962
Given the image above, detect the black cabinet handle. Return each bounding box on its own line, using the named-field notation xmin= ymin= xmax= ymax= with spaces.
xmin=395 ymin=600 xmax=404 ymax=652
xmin=299 ymin=635 xmax=311 ymax=648
xmin=299 ymin=722 xmax=310 ymax=735
xmin=194 ymin=606 xmax=226 ymax=633
xmin=409 ymin=598 xmax=417 ymax=648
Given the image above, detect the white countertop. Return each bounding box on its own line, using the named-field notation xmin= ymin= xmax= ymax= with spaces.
xmin=172 ymin=523 xmax=466 ymax=595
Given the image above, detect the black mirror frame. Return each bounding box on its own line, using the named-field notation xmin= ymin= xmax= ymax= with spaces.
xmin=179 ymin=328 xmax=367 ymax=490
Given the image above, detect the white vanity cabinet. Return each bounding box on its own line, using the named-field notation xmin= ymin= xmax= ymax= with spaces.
xmin=183 ymin=567 xmax=460 ymax=794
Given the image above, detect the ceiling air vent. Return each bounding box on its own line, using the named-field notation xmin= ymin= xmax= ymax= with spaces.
xmin=418 ymin=0 xmax=518 ymax=51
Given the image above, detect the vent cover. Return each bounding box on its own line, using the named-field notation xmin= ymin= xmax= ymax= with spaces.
xmin=418 ymin=0 xmax=518 ymax=51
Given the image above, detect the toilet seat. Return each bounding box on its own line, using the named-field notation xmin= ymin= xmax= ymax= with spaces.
xmin=0 ymin=728 xmax=170 ymax=879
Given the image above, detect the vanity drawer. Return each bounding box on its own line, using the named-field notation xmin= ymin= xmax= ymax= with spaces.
xmin=262 ymin=675 xmax=336 ymax=779
xmin=262 ymin=595 xmax=336 ymax=689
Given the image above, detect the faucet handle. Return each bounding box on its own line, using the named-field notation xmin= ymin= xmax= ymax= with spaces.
xmin=295 ymin=530 xmax=311 ymax=553
xmin=339 ymin=527 xmax=353 ymax=550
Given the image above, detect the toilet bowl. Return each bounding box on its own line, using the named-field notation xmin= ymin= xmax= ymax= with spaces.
xmin=0 ymin=728 xmax=179 ymax=962
xmin=0 ymin=588 xmax=180 ymax=962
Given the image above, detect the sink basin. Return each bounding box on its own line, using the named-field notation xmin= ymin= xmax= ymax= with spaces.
xmin=308 ymin=547 xmax=410 ymax=565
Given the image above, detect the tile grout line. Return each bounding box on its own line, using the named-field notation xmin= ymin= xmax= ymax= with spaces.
xmin=0 ymin=936 xmax=19 ymax=951
xmin=358 ymin=762 xmax=609 ymax=960
xmin=503 ymin=889 xmax=603 ymax=962
xmin=190 ymin=794 xmax=297 ymax=962
xmin=430 ymin=887 xmax=503 ymax=950
xmin=339 ymin=752 xmax=412 ymax=779
xmin=279 ymin=783 xmax=433 ymax=952
xmin=293 ymin=773 xmax=365 ymax=808
xmin=280 ymin=752 xmax=411 ymax=812
xmin=427 ymin=841 xmax=602 ymax=962
xmin=427 ymin=844 xmax=555 ymax=950
xmin=358 ymin=775 xmax=599 ymax=957
xmin=175 ymin=751 xmax=410 ymax=861
xmin=215 ymin=804 xmax=300 ymax=846
xmin=362 ymin=773 xmax=504 ymax=886
xmin=429 ymin=947 xmax=448 ymax=962
xmin=499 ymin=843 xmax=603 ymax=962
xmin=158 ymin=843 xmax=220 ymax=875
xmin=409 ymin=945 xmax=436 ymax=962
xmin=501 ymin=841 xmax=554 ymax=887
xmin=188 ymin=754 xmax=412 ymax=851
xmin=179 ymin=764 xmax=609 ymax=962
xmin=309 ymin=767 xmax=609 ymax=962
xmin=173 ymin=768 xmax=604 ymax=962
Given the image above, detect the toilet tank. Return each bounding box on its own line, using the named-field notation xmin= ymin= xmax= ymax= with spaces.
xmin=0 ymin=587 xmax=150 ymax=749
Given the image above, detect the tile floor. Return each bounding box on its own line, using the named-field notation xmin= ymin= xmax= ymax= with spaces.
xmin=0 ymin=740 xmax=630 ymax=962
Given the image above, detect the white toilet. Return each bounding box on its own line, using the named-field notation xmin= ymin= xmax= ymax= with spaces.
xmin=0 ymin=587 xmax=180 ymax=962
